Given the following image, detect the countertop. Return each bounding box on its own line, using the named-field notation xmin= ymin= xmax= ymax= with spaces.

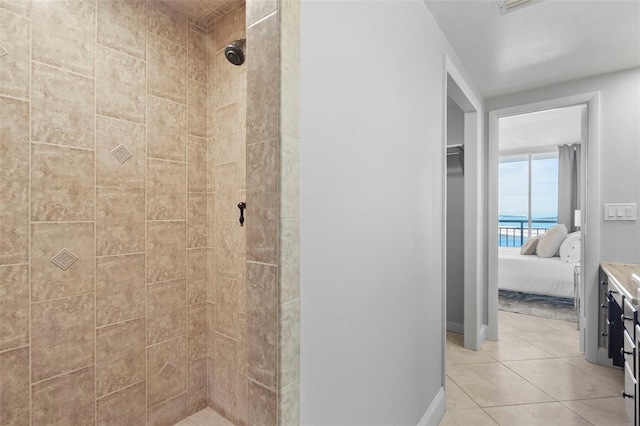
xmin=601 ymin=262 xmax=640 ymax=305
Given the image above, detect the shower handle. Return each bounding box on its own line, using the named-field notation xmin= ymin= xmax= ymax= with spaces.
xmin=238 ymin=202 xmax=246 ymax=226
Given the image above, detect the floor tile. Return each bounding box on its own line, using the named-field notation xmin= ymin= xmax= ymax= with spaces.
xmin=446 ymin=342 xmax=496 ymax=366
xmin=445 ymin=376 xmax=478 ymax=410
xmin=498 ymin=311 xmax=555 ymax=334
xmin=438 ymin=408 xmax=498 ymax=425
xmin=562 ymin=397 xmax=631 ymax=426
xmin=447 ymin=331 xmax=464 ymax=346
xmin=447 ymin=362 xmax=553 ymax=407
xmin=484 ymin=402 xmax=591 ymax=425
xmin=481 ymin=333 xmax=554 ymax=361
xmin=560 ymin=356 xmax=624 ymax=390
xmin=503 ymin=358 xmax=621 ymax=401
xmin=517 ymin=330 xmax=582 ymax=357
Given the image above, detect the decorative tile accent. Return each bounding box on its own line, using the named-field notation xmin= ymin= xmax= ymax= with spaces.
xmin=50 ymin=248 xmax=78 ymax=271
xmin=111 ymin=144 xmax=133 ymax=164
xmin=158 ymin=362 xmax=177 ymax=380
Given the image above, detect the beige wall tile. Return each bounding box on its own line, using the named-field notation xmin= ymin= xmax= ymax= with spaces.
xmin=214 ymin=103 xmax=240 ymax=165
xmin=148 ymin=0 xmax=187 ymax=47
xmin=248 ymin=380 xmax=277 ymax=426
xmin=246 ymin=0 xmax=277 ymax=27
xmin=188 ymin=80 xmax=208 ymax=138
xmin=214 ymin=221 xmax=240 ymax=279
xmin=97 ymin=45 xmax=146 ymax=124
xmin=96 ymin=381 xmax=146 ymax=426
xmin=207 ymin=87 xmax=216 ymax=139
xmin=96 ymin=116 xmax=146 ymax=188
xmin=246 ymin=13 xmax=279 ymax=144
xmin=96 ymin=318 xmax=146 ymax=397
xmin=188 ymin=303 xmax=207 ymax=362
xmin=280 ymin=134 xmax=300 ymax=219
xmin=96 ymin=253 xmax=145 ymax=327
xmin=31 ymin=63 xmax=95 ymax=149
xmin=214 ymin=50 xmax=239 ymax=108
xmin=0 ymin=264 xmax=29 ymax=351
xmin=148 ymin=96 xmax=186 ymax=162
xmin=148 ymin=393 xmax=188 ymax=426
xmin=32 ymin=0 xmax=95 ymax=77
xmin=207 ymin=302 xmax=215 ymax=357
xmin=246 ymin=140 xmax=278 ymax=264
xmin=214 ymin=162 xmax=239 ymax=221
xmin=96 ymin=187 xmax=145 ymax=256
xmin=279 ymin=219 xmax=299 ymax=304
xmin=188 ymin=192 xmax=207 ymax=249
xmin=188 ymin=357 xmax=208 ymax=415
xmin=207 ymin=193 xmax=216 ymax=247
xmin=148 ymin=33 xmax=187 ymax=104
xmin=280 ymin=380 xmax=300 ymax=426
xmin=147 ymin=279 xmax=187 ymax=345
xmin=147 ymin=159 xmax=186 ymax=220
xmin=188 ymin=24 xmax=208 ymax=84
xmin=0 ymin=10 xmax=29 ymax=99
xmin=206 ymin=138 xmax=216 ymax=193
xmin=0 ymin=181 xmax=28 ymax=265
xmin=0 ymin=96 xmax=29 ymax=181
xmin=236 ymin=374 xmax=248 ymax=425
xmin=215 ymin=276 xmax=237 ymax=339
xmin=0 ymin=0 xmax=31 ymax=17
xmin=97 ymin=0 xmax=146 ymax=60
xmin=187 ymin=137 xmax=207 ymax=192
xmin=280 ymin=299 xmax=300 ymax=388
xmin=237 ymin=313 xmax=247 ymax=375
xmin=47 ymin=372 xmax=106 ymax=426
xmin=31 ymin=143 xmax=94 ymax=221
xmin=147 ymin=336 xmax=187 ymax=408
xmin=0 ymin=346 xmax=29 ymax=425
xmin=247 ymin=262 xmax=277 ymax=389
xmin=237 ymin=252 xmax=247 ymax=313
xmin=280 ymin=0 xmax=300 ymax=139
xmin=207 ymin=356 xmax=215 ymax=405
xmin=213 ymin=332 xmax=238 ymax=422
xmin=31 ymin=222 xmax=94 ymax=301
xmin=31 ymin=294 xmax=94 ymax=382
xmin=32 ymin=367 xmax=95 ymax=426
xmin=187 ymin=248 xmax=207 ymax=305
xmin=213 ymin=9 xmax=238 ymax=53
xmin=147 ymin=221 xmax=186 ymax=283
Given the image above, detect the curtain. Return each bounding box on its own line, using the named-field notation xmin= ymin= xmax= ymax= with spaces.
xmin=557 ymin=144 xmax=581 ymax=232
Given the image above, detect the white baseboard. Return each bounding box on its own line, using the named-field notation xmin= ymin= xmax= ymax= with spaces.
xmin=446 ymin=321 xmax=463 ymax=333
xmin=417 ymin=387 xmax=445 ymax=426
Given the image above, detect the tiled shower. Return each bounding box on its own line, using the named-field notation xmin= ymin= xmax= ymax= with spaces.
xmin=0 ymin=0 xmax=299 ymax=425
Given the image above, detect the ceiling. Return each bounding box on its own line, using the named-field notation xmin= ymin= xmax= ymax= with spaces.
xmin=499 ymin=104 xmax=585 ymax=152
xmin=162 ymin=0 xmax=243 ymax=30
xmin=425 ymin=0 xmax=640 ymax=99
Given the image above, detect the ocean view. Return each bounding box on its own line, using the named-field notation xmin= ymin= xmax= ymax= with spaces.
xmin=498 ymin=215 xmax=558 ymax=247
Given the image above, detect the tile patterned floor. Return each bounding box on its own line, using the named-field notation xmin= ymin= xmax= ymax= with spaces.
xmin=440 ymin=311 xmax=631 ymax=426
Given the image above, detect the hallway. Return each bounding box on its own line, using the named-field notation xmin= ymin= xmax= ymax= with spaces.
xmin=440 ymin=311 xmax=629 ymax=425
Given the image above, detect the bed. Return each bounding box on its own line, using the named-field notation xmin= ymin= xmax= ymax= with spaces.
xmin=498 ymin=246 xmax=578 ymax=299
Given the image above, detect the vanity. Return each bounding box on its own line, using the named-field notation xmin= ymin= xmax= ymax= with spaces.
xmin=600 ymin=262 xmax=640 ymax=426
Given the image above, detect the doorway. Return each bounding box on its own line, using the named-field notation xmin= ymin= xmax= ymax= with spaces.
xmin=487 ymin=93 xmax=602 ymax=363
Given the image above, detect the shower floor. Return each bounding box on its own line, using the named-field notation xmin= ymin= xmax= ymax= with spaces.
xmin=173 ymin=408 xmax=233 ymax=426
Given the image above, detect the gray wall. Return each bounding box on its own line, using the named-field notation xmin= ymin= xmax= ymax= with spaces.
xmin=299 ymin=1 xmax=481 ymax=424
xmin=447 ymin=99 xmax=465 ymax=328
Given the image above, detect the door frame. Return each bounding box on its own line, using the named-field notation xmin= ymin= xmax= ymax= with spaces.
xmin=442 ymin=54 xmax=485 ymax=365
xmin=487 ymin=92 xmax=601 ymax=362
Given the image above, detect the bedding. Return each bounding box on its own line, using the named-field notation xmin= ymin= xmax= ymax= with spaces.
xmin=498 ymin=246 xmax=577 ymax=298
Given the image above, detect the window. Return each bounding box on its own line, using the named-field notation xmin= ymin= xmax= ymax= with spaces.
xmin=499 ymin=151 xmax=558 ymax=246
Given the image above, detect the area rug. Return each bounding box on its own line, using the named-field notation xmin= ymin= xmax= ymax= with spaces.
xmin=499 ymin=289 xmax=578 ymax=323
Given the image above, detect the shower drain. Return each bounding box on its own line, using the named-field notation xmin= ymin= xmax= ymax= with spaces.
xmin=158 ymin=362 xmax=176 ymax=380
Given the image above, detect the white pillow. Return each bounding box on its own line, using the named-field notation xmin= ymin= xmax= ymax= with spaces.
xmin=520 ymin=236 xmax=540 ymax=255
xmin=536 ymin=224 xmax=568 ymax=258
xmin=559 ymin=232 xmax=581 ymax=263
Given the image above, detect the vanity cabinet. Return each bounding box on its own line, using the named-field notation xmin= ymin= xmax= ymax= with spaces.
xmin=600 ymin=263 xmax=640 ymax=426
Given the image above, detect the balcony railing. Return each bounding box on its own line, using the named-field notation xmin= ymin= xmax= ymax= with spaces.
xmin=499 ymin=219 xmax=557 ymax=247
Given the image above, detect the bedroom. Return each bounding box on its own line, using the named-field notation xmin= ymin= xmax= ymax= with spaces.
xmin=497 ymin=105 xmax=585 ymax=327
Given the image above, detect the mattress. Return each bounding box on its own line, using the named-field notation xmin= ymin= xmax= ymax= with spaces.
xmin=498 ymin=247 xmax=578 ymax=298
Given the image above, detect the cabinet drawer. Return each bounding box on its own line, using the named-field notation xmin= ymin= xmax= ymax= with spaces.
xmin=623 ymin=329 xmax=636 ymax=372
xmin=623 ymin=297 xmax=638 ymax=336
xmin=624 ymin=361 xmax=636 ymax=425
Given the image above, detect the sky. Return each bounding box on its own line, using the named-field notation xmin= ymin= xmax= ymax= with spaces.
xmin=499 ymin=157 xmax=558 ymax=219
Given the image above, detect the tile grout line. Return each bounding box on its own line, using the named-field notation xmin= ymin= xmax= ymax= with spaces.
xmin=93 ymin=2 xmax=98 ymax=424
xmin=28 ymin=5 xmax=33 ymax=424
xmin=145 ymin=0 xmax=149 ymax=422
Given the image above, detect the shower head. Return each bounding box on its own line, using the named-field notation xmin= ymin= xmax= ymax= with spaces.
xmin=225 ymin=39 xmax=246 ymax=66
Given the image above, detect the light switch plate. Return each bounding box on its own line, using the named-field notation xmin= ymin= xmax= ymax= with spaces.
xmin=603 ymin=203 xmax=637 ymax=221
